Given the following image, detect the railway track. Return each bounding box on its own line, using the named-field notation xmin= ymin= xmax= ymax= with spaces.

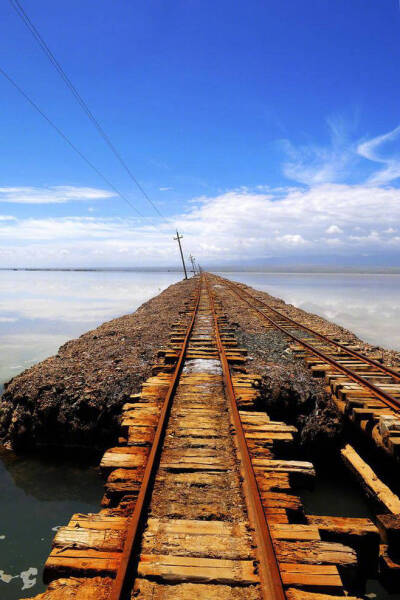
xmin=35 ymin=273 xmax=375 ymax=600
xmin=212 ymin=274 xmax=400 ymax=460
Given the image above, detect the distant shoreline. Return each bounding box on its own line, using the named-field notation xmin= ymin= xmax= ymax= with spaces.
xmin=2 ymin=267 xmax=400 ymax=274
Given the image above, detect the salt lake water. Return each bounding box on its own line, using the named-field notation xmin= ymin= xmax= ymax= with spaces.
xmin=0 ymin=269 xmax=181 ymax=599
xmin=0 ymin=269 xmax=399 ymax=598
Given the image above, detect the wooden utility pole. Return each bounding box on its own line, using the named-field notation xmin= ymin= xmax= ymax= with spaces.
xmin=189 ymin=254 xmax=197 ymax=276
xmin=174 ymin=230 xmax=188 ymax=279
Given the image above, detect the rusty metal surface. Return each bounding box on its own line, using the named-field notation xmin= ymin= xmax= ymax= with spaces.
xmin=110 ymin=282 xmax=202 ymax=600
xmin=205 ymin=274 xmax=286 ymax=600
xmin=217 ymin=275 xmax=400 ymax=414
xmin=221 ymin=276 xmax=400 ymax=383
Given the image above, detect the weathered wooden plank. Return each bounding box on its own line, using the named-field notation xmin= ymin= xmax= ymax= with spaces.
xmin=286 ymin=588 xmax=362 ymax=600
xmin=131 ymin=579 xmax=260 ymax=600
xmin=53 ymin=526 xmax=125 ymax=552
xmin=20 ymin=577 xmax=113 ymax=600
xmin=274 ymin=540 xmax=357 ymax=567
xmin=270 ymin=524 xmax=321 ymax=541
xmin=146 ymin=518 xmax=247 ymax=536
xmin=263 ymin=508 xmax=289 ymax=524
xmin=253 ymin=459 xmax=315 ymax=474
xmin=306 ymin=514 xmax=379 ymax=568
xmin=280 ymin=563 xmax=343 ymax=593
xmin=137 ymin=554 xmax=259 ymax=584
xmin=142 ymin=520 xmax=252 ymax=560
xmin=68 ymin=513 xmax=127 ymax=530
xmin=260 ymin=492 xmax=303 ymax=513
xmin=100 ymin=447 xmax=148 ymax=473
xmin=341 ymin=444 xmax=400 ymax=513
xmin=44 ymin=549 xmax=121 ymax=582
xmin=256 ymin=472 xmax=291 ymax=491
xmin=307 ymin=514 xmax=378 ymax=537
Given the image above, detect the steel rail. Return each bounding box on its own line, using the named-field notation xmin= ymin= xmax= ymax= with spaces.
xmin=215 ymin=276 xmax=400 ymax=415
xmin=110 ymin=279 xmax=202 ymax=600
xmin=216 ymin=276 xmax=400 ymax=384
xmin=204 ymin=273 xmax=286 ymax=600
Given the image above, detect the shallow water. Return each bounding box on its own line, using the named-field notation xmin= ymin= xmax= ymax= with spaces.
xmin=301 ymin=460 xmax=400 ymax=599
xmin=0 ymin=270 xmax=181 ymax=384
xmin=0 ymin=269 xmax=181 ymax=599
xmin=0 ymin=449 xmax=103 ymax=599
xmin=1 ymin=269 xmax=400 ymax=598
xmin=216 ymin=272 xmax=400 ymax=351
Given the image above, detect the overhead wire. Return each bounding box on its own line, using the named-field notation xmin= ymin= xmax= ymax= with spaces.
xmin=9 ymin=0 xmax=168 ymax=222
xmin=0 ymin=66 xmax=143 ymax=217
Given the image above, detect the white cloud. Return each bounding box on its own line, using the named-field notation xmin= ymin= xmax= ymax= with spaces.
xmin=0 ymin=186 xmax=115 ymax=204
xmin=326 ymin=225 xmax=343 ymax=234
xmin=281 ymin=117 xmax=357 ymax=185
xmin=276 ymin=234 xmax=307 ymax=246
xmin=2 ymin=183 xmax=400 ymax=266
xmin=282 ymin=119 xmax=400 ymax=188
xmin=159 ymin=187 xmax=173 ymax=191
xmin=357 ymin=125 xmax=400 ymax=185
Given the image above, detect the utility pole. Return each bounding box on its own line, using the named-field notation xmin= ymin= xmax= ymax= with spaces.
xmin=189 ymin=254 xmax=197 ymax=277
xmin=174 ymin=230 xmax=188 ymax=279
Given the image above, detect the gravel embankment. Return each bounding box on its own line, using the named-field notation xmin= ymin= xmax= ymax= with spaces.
xmin=0 ymin=277 xmax=196 ymax=451
xmin=2 ymin=273 xmax=394 ymax=456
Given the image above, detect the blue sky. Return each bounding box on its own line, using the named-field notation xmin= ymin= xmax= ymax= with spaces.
xmin=1 ymin=0 xmax=400 ymax=267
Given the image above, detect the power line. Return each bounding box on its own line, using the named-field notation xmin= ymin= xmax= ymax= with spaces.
xmin=0 ymin=66 xmax=143 ymax=217
xmin=9 ymin=0 xmax=166 ymax=221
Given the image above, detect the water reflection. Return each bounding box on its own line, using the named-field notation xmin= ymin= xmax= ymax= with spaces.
xmin=0 ymin=448 xmax=103 ymax=599
xmin=0 ymin=448 xmax=102 ymax=503
xmin=217 ymin=272 xmax=400 ymax=351
xmin=0 ymin=270 xmax=181 ymax=383
xmin=0 ymin=269 xmax=181 ymax=599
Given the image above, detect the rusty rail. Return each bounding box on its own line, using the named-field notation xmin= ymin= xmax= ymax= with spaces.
xmin=111 ymin=274 xmax=288 ymax=600
xmin=205 ymin=273 xmax=286 ymax=600
xmin=110 ymin=281 xmax=202 ymax=600
xmin=217 ymin=275 xmax=400 ymax=414
xmin=221 ymin=276 xmax=400 ymax=383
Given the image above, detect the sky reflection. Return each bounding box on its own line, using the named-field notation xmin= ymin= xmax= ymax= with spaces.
xmin=1 ymin=270 xmax=400 ymax=386
xmin=0 ymin=270 xmax=181 ymax=384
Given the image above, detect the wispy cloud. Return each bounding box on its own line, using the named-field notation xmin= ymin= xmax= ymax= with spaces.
xmin=0 ymin=186 xmax=115 ymax=204
xmin=281 ymin=116 xmax=358 ymax=185
xmin=282 ymin=118 xmax=400 ymax=187
xmin=159 ymin=186 xmax=173 ymax=192
xmin=357 ymin=125 xmax=400 ymax=185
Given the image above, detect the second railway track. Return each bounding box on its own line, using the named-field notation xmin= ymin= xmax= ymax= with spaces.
xmin=212 ymin=274 xmax=400 ymax=461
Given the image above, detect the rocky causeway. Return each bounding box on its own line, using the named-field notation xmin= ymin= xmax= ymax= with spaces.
xmin=1 ymin=274 xmax=398 ymax=455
